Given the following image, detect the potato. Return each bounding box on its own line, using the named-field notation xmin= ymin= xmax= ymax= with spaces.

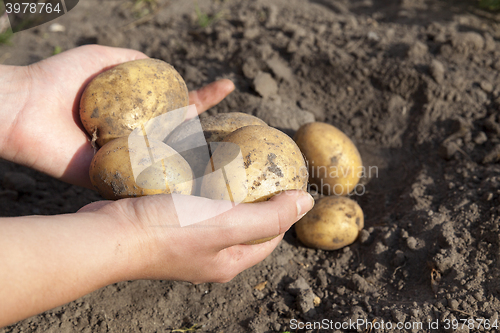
xmin=165 ymin=113 xmax=268 ymax=179
xmin=200 ymin=112 xmax=267 ymax=142
xmin=295 ymin=196 xmax=364 ymax=250
xmin=89 ymin=136 xmax=194 ymax=200
xmin=200 ymin=125 xmax=308 ymax=203
xmin=294 ymin=122 xmax=362 ymax=196
xmin=165 ymin=118 xmax=211 ymax=180
xmin=200 ymin=125 xmax=308 ymax=244
xmin=80 ymin=59 xmax=189 ymax=147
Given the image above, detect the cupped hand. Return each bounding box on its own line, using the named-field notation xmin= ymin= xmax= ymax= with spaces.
xmin=79 ymin=190 xmax=314 ymax=284
xmin=0 ymin=45 xmax=234 ymax=188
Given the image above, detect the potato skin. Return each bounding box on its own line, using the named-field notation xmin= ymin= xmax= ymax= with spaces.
xmin=165 ymin=113 xmax=268 ymax=179
xmin=80 ymin=59 xmax=189 ymax=147
xmin=200 ymin=112 xmax=268 ymax=142
xmin=294 ymin=122 xmax=362 ymax=196
xmin=164 ymin=118 xmax=210 ymax=180
xmin=89 ymin=136 xmax=194 ymax=200
xmin=295 ymin=196 xmax=364 ymax=250
xmin=200 ymin=125 xmax=308 ymax=203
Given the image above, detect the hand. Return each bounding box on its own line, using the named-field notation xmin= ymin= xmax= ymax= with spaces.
xmin=0 ymin=45 xmax=315 ymax=328
xmin=0 ymin=190 xmax=313 ymax=327
xmin=0 ymin=45 xmax=235 ymax=188
xmin=79 ymin=190 xmax=314 ymax=284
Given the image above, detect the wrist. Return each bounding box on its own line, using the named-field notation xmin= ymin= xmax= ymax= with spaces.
xmin=0 ymin=209 xmax=139 ymax=326
xmin=0 ymin=65 xmax=31 ymax=160
xmin=84 ymin=201 xmax=157 ymax=282
xmin=77 ymin=209 xmax=140 ymax=285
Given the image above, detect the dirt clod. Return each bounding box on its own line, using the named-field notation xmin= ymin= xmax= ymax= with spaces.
xmin=253 ymin=72 xmax=278 ymax=98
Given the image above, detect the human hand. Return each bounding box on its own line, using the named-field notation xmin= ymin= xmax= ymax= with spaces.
xmin=79 ymin=190 xmax=314 ymax=284
xmin=0 ymin=189 xmax=313 ymax=327
xmin=0 ymin=45 xmax=234 ymax=188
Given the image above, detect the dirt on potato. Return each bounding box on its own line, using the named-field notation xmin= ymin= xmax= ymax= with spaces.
xmin=1 ymin=0 xmax=500 ymax=332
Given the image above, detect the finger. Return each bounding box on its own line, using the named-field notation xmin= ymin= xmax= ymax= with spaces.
xmin=52 ymin=44 xmax=149 ymax=75
xmin=213 ymin=190 xmax=314 ymax=249
xmin=95 ymin=45 xmax=149 ymax=68
xmin=188 ymin=79 xmax=235 ymax=116
xmin=210 ymin=235 xmax=284 ymax=283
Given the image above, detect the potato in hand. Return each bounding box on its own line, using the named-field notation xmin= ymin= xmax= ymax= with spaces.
xmin=80 ymin=58 xmax=189 ymax=147
xmin=200 ymin=125 xmax=308 ymax=204
xmin=200 ymin=125 xmax=308 ymax=244
xmin=89 ymin=136 xmax=194 ymax=200
xmin=165 ymin=112 xmax=268 ymax=179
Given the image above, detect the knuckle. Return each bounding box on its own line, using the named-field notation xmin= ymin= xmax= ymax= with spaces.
xmin=274 ymin=209 xmax=285 ymax=235
xmin=273 ymin=205 xmax=293 ymax=235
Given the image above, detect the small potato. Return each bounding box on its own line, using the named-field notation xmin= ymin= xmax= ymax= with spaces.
xmin=89 ymin=136 xmax=194 ymax=200
xmin=165 ymin=113 xmax=268 ymax=179
xmin=294 ymin=122 xmax=362 ymax=196
xmin=295 ymin=196 xmax=364 ymax=250
xmin=80 ymin=59 xmax=189 ymax=147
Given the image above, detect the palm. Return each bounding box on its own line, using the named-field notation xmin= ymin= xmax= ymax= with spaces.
xmin=10 ymin=45 xmax=234 ymax=188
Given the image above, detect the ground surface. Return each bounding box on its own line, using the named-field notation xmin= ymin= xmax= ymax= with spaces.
xmin=1 ymin=0 xmax=500 ymax=332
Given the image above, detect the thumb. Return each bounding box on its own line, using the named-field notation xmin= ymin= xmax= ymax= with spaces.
xmin=199 ymin=191 xmax=314 ymax=281
xmin=213 ymin=190 xmax=315 ymax=248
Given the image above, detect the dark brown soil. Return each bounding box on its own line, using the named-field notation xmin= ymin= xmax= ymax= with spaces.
xmin=1 ymin=0 xmax=500 ymax=332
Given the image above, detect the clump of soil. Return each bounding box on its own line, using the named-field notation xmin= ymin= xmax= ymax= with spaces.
xmin=1 ymin=0 xmax=500 ymax=332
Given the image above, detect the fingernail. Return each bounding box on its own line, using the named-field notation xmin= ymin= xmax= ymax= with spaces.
xmin=296 ymin=192 xmax=314 ymax=217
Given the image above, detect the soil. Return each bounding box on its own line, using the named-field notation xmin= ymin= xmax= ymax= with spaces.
xmin=1 ymin=0 xmax=500 ymax=332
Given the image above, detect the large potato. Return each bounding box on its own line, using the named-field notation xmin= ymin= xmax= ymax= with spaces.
xmin=294 ymin=122 xmax=362 ymax=196
xmin=80 ymin=59 xmax=189 ymax=147
xmin=89 ymin=136 xmax=194 ymax=200
xmin=200 ymin=125 xmax=308 ymax=244
xmin=295 ymin=196 xmax=364 ymax=250
xmin=200 ymin=125 xmax=308 ymax=203
xmin=165 ymin=112 xmax=268 ymax=179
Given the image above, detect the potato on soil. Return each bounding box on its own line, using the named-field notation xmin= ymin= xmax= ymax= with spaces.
xmin=295 ymin=196 xmax=364 ymax=250
xmin=80 ymin=58 xmax=189 ymax=147
xmin=165 ymin=112 xmax=268 ymax=178
xmin=200 ymin=125 xmax=308 ymax=244
xmin=89 ymin=136 xmax=194 ymax=200
xmin=294 ymin=122 xmax=362 ymax=196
